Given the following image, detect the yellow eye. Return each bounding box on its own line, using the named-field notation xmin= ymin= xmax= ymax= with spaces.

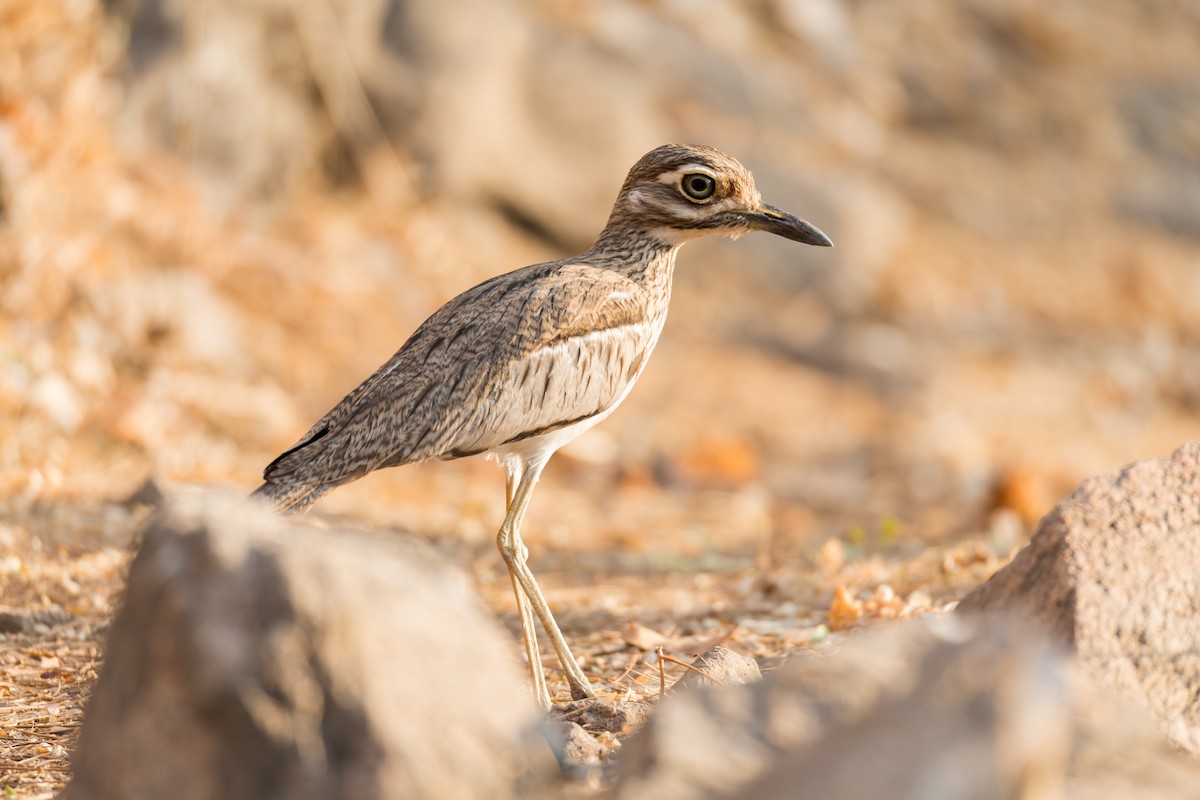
xmin=680 ymin=173 xmax=716 ymax=202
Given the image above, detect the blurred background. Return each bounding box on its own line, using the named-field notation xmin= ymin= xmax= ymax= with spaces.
xmin=3 ymin=0 xmax=1199 ymax=566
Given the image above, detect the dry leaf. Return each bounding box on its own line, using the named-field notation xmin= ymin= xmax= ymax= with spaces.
xmin=621 ymin=621 xmax=667 ymax=651
xmin=828 ymin=584 xmax=863 ymax=631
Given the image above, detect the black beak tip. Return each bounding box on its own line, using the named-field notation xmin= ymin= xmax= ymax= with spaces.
xmin=790 ymin=220 xmax=834 ymax=248
xmin=755 ymin=205 xmax=833 ymax=248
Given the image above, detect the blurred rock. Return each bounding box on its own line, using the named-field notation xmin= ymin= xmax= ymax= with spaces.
xmin=64 ymin=491 xmax=537 ymax=800
xmin=613 ymin=618 xmax=966 ymax=800
xmin=112 ymin=0 xmax=664 ymax=243
xmin=388 ymin=1 xmax=666 ymax=248
xmin=959 ymin=441 xmax=1200 ymax=753
xmin=720 ymin=619 xmax=1073 ymax=800
xmin=1117 ymin=80 xmax=1200 ymax=240
xmin=0 ymin=606 xmax=74 ymax=634
xmin=114 ymin=0 xmax=330 ymax=204
xmin=542 ymin=720 xmax=608 ymax=769
xmin=613 ymin=617 xmax=1200 ymax=800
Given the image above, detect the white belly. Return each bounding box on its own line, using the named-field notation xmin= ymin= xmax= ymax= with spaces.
xmin=486 ymin=320 xmax=663 ymax=472
xmin=488 ymin=403 xmax=618 ymax=472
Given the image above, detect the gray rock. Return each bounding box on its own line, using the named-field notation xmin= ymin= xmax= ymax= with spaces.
xmin=613 ymin=616 xmax=1200 ymax=800
xmin=958 ymin=440 xmax=1200 ymax=752
xmin=0 ymin=606 xmax=73 ymax=634
xmin=64 ymin=491 xmax=537 ymax=800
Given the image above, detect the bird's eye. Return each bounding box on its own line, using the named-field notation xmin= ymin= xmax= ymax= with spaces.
xmin=680 ymin=173 xmax=716 ymax=202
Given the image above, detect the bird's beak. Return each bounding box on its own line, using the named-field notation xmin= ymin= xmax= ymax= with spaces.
xmin=743 ymin=204 xmax=833 ymax=247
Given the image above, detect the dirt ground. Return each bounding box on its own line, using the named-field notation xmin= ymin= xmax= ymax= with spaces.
xmin=3 ymin=0 xmax=1199 ymax=794
xmin=0 ymin=494 xmax=1007 ymax=797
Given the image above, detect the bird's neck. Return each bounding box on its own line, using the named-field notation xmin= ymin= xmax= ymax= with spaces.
xmin=586 ymin=224 xmax=681 ymax=290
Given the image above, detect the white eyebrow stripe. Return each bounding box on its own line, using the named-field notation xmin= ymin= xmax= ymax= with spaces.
xmin=656 ymin=164 xmax=717 ymax=185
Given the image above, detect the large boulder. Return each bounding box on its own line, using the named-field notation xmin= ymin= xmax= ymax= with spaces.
xmin=959 ymin=441 xmax=1200 ymax=751
xmin=64 ymin=491 xmax=538 ymax=800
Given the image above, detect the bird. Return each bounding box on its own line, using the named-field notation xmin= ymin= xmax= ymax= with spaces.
xmin=252 ymin=144 xmax=832 ymax=711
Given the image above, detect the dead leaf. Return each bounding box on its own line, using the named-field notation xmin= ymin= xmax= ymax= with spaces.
xmin=829 ymin=584 xmax=863 ymax=631
xmin=621 ymin=621 xmax=667 ymax=651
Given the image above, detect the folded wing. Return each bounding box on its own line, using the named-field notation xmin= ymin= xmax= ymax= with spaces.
xmin=261 ymin=261 xmax=658 ymax=492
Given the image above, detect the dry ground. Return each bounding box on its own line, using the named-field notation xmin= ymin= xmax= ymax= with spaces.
xmin=0 ymin=493 xmax=1005 ymax=796
xmin=0 ymin=503 xmax=137 ymax=797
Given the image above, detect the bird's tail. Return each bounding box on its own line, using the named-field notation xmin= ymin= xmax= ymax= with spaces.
xmin=250 ymin=481 xmax=331 ymax=516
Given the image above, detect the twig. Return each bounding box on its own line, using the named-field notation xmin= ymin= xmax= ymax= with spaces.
xmin=654 ymin=646 xmax=723 ymax=697
xmin=657 ymin=652 xmax=724 ymax=685
xmin=656 ymin=646 xmax=665 ymax=700
xmin=613 ymin=651 xmax=645 ymax=686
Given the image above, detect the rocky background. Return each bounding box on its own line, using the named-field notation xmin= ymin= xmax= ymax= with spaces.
xmin=2 ymin=0 xmax=1199 ymax=795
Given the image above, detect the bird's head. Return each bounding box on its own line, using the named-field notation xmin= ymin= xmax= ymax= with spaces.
xmin=603 ymin=144 xmax=832 ymax=248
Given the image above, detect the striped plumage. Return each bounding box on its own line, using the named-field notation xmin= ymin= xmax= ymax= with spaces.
xmin=253 ymin=144 xmax=831 ymax=709
xmin=253 ymin=256 xmax=672 ymax=513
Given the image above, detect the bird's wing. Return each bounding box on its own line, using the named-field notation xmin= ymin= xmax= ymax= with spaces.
xmin=262 ymin=261 xmax=659 ymax=488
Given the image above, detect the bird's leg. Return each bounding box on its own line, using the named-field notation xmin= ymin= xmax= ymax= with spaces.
xmin=497 ymin=463 xmax=596 ymax=701
xmin=503 ymin=463 xmax=550 ymax=712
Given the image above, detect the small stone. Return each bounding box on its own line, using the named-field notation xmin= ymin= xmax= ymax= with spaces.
xmin=543 ymin=721 xmax=607 ymax=767
xmin=0 ymin=611 xmax=27 ymax=634
xmin=671 ymin=646 xmax=761 ymax=691
xmin=556 ymin=698 xmax=651 ymax=736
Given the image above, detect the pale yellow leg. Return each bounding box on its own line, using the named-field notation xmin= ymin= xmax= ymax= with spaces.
xmin=503 ymin=464 xmax=551 ymax=711
xmin=497 ymin=462 xmax=596 ymax=701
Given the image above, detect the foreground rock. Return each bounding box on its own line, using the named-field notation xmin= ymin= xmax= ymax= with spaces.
xmin=959 ymin=441 xmax=1200 ymax=752
xmin=613 ymin=617 xmax=1200 ymax=799
xmin=64 ymin=492 xmax=537 ymax=800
